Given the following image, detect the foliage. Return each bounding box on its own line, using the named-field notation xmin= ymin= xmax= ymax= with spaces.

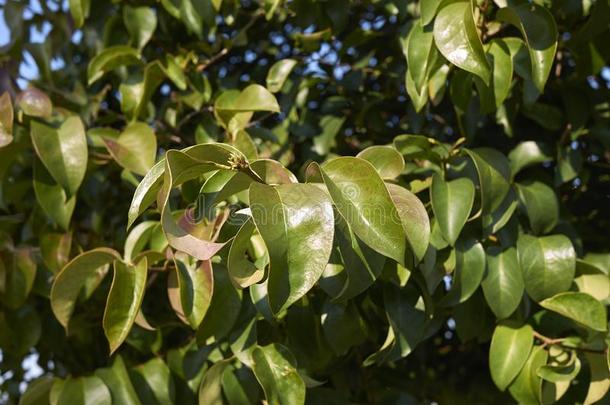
xmin=0 ymin=0 xmax=609 ymax=403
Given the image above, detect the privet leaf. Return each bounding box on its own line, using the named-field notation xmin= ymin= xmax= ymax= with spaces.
xmin=356 ymin=145 xmax=405 ymax=179
xmin=433 ymin=0 xmax=491 ymax=84
xmin=103 ymin=122 xmax=157 ymax=176
xmin=430 ymin=174 xmax=475 ymax=246
xmin=31 ymin=116 xmax=88 ymax=197
xmin=518 ymin=234 xmax=576 ymax=302
xmin=250 ymin=183 xmax=334 ymax=313
xmin=103 ymin=258 xmax=148 ymax=354
xmin=482 ymin=246 xmax=523 ymax=319
xmin=540 ymin=292 xmax=607 ymax=332
xmin=50 ymin=248 xmax=120 ymax=329
xmin=489 ymin=321 xmax=534 ymax=391
xmin=251 ymin=344 xmax=305 ymax=405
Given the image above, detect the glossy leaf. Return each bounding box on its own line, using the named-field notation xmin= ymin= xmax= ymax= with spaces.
xmin=508 ymin=141 xmax=553 ymax=178
xmin=540 ymin=292 xmax=607 ymax=332
xmin=517 ymin=180 xmax=558 ymax=235
xmin=508 ymin=346 xmax=548 ymax=404
xmin=103 ymin=258 xmax=148 ymax=354
xmin=88 ymin=46 xmax=142 ymax=85
xmin=56 ymin=377 xmax=111 ymax=405
xmin=251 ymin=344 xmax=305 ymax=405
xmin=356 ymin=145 xmax=405 ymax=179
xmin=465 ymin=148 xmax=511 ymax=217
xmin=433 ymin=0 xmax=491 ymax=84
xmin=407 ymin=20 xmax=438 ymax=94
xmin=228 ymin=218 xmax=265 ymax=288
xmin=319 ymin=157 xmax=407 ymax=265
xmin=50 ymin=248 xmax=120 ymax=329
xmin=171 ymin=255 xmax=213 ymax=329
xmin=430 ymin=174 xmax=475 ymax=246
xmin=482 ymin=246 xmax=523 ymax=319
xmin=16 ymin=87 xmax=52 ymax=117
xmin=250 ymin=182 xmax=334 ymax=313
xmin=31 ymin=116 xmax=88 ymax=197
xmin=497 ymin=3 xmax=558 ymax=92
xmin=489 ymin=321 xmax=534 ymax=391
xmin=518 ymin=234 xmax=576 ymax=302
xmin=103 ymin=122 xmax=157 ymax=176
xmin=266 ymin=59 xmax=298 ymax=93
xmin=123 ymin=6 xmax=157 ymax=50
xmin=441 ymin=238 xmax=485 ymax=306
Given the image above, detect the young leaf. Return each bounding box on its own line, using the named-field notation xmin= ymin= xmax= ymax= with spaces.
xmin=31 ymin=116 xmax=88 ymax=197
xmin=540 ymin=292 xmax=607 ymax=332
xmin=433 ymin=0 xmax=491 ymax=84
xmin=50 ymin=248 xmax=120 ymax=329
xmin=103 ymin=258 xmax=148 ymax=354
xmin=430 ymin=174 xmax=475 ymax=246
xmin=482 ymin=246 xmax=524 ymax=319
xmin=489 ymin=321 xmax=534 ymax=391
xmin=518 ymin=234 xmax=576 ymax=302
xmin=249 ymin=183 xmax=334 ymax=313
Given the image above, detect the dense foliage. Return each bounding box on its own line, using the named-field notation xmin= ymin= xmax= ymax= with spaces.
xmin=0 ymin=0 xmax=610 ymax=403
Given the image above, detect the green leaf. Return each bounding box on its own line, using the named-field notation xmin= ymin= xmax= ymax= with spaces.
xmin=87 ymin=45 xmax=142 ymax=85
xmin=386 ymin=183 xmax=430 ymax=263
xmin=158 ymin=150 xmax=228 ymax=260
xmin=124 ymin=221 xmax=157 ymax=263
xmin=40 ymin=231 xmax=72 ymax=274
xmin=228 ymin=218 xmax=266 ymax=288
xmin=216 ymin=84 xmax=280 ymax=113
xmin=421 ymin=0 xmax=442 ymax=25
xmin=266 ymin=59 xmax=298 ymax=93
xmin=440 ymin=238 xmax=485 ymax=306
xmin=537 ymin=348 xmax=581 ymax=383
xmin=508 ymin=141 xmax=553 ymax=178
xmin=321 ymin=301 xmax=366 ymax=356
xmin=433 ymin=0 xmax=491 ymax=84
xmin=474 ymin=39 xmax=513 ymax=112
xmin=16 ymin=87 xmax=52 ymax=117
xmin=574 ymin=260 xmax=610 ymax=301
xmin=127 ymin=160 xmax=165 ymax=229
xmin=198 ymin=359 xmax=231 ymax=405
xmin=508 ymin=346 xmax=548 ymax=404
xmin=103 ymin=122 xmax=157 ymax=176
xmin=103 ymin=258 xmax=148 ymax=354
xmin=34 ymin=159 xmax=76 ymax=229
xmin=95 ymin=356 xmax=142 ymax=405
xmin=540 ymin=292 xmax=607 ymax=332
xmin=119 ymin=61 xmax=167 ymax=120
xmin=20 ymin=376 xmax=56 ymax=405
xmin=0 ymin=92 xmax=14 ymax=147
xmin=56 ymin=376 xmax=111 ymax=405
xmin=583 ymin=352 xmax=610 ymax=404
xmin=31 ymin=116 xmax=88 ymax=197
xmin=407 ymin=20 xmax=439 ymax=94
xmin=251 ymin=344 xmax=305 ymax=405
xmin=0 ymin=247 xmax=37 ymax=309
xmin=50 ymin=248 xmax=120 ymax=329
xmin=68 ymin=0 xmax=90 ymax=28
xmin=464 ymin=148 xmax=511 ymax=217
xmin=497 ymin=3 xmax=558 ymax=92
xmin=319 ymin=157 xmax=408 ymax=265
xmin=482 ymin=246 xmax=523 ymax=319
xmin=356 ymin=146 xmax=405 ymax=179
xmin=312 ymin=115 xmax=346 ymax=156
xmin=197 ymin=264 xmax=242 ymax=343
xmin=123 ymin=6 xmax=157 ymax=50
xmin=518 ymin=234 xmax=576 ymax=302
xmin=250 ymin=182 xmax=334 ymax=313
xmin=130 ymin=357 xmax=175 ymax=405
xmin=171 ymin=255 xmax=213 ymax=329
xmin=430 ymin=174 xmax=475 ymax=245
xmin=489 ymin=321 xmax=534 ymax=391
xmin=516 ymin=180 xmax=558 ymax=235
